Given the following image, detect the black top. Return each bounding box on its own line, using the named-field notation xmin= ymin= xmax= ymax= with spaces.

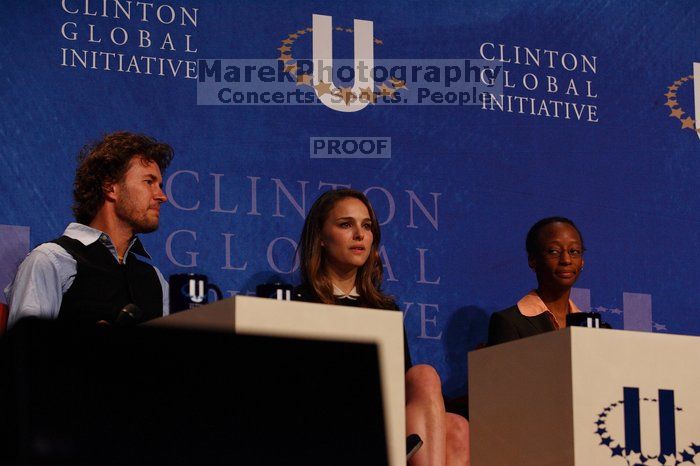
xmin=294 ymin=284 xmax=413 ymax=371
xmin=52 ymin=235 xmax=163 ymax=325
xmin=487 ymin=305 xmax=556 ymax=346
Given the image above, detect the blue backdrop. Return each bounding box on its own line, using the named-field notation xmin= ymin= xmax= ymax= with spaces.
xmin=1 ymin=0 xmax=699 ymax=397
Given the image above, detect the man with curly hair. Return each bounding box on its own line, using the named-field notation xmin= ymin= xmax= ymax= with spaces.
xmin=5 ymin=132 xmax=173 ymax=327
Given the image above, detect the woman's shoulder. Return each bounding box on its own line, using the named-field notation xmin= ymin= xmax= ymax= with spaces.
xmin=359 ymin=292 xmax=399 ymax=311
xmin=490 ymin=304 xmax=541 ymax=328
xmin=487 ymin=304 xmax=523 ymax=346
xmin=293 ymin=283 xmax=322 ymax=303
xmin=385 ymin=298 xmax=400 ymax=311
xmin=492 ymin=304 xmax=521 ymax=319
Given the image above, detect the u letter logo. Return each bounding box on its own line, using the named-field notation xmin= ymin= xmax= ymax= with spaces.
xmin=623 ymin=387 xmax=677 ymax=456
xmin=187 ymin=278 xmax=205 ymax=303
xmin=312 ymin=14 xmax=374 ymax=113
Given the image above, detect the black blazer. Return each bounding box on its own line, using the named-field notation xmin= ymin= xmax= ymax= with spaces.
xmin=294 ymin=284 xmax=413 ymax=370
xmin=487 ymin=305 xmax=556 ymax=346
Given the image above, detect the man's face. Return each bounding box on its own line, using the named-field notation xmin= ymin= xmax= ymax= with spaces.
xmin=113 ymin=157 xmax=167 ymax=234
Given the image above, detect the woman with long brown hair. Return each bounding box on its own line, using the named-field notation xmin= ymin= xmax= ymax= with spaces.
xmin=295 ymin=188 xmax=469 ymax=466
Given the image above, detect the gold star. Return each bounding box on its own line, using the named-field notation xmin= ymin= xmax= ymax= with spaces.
xmin=278 ymin=53 xmax=292 ymax=63
xmin=668 ymin=85 xmax=679 ymax=91
xmin=358 ymin=87 xmax=376 ymax=104
xmin=337 ymin=87 xmax=356 ymax=105
xmin=390 ymin=77 xmax=407 ymax=89
xmin=284 ymin=63 xmax=298 ymax=74
xmin=670 ymin=108 xmax=684 ymax=119
xmin=335 ymin=26 xmax=344 ymax=31
xmin=664 ymin=100 xmax=678 ymax=108
xmin=674 ymin=80 xmax=683 ymax=86
xmin=681 ymin=77 xmax=689 ymax=82
xmin=664 ymin=91 xmax=676 ymax=98
xmin=296 ymin=73 xmax=313 ymax=86
xmin=681 ymin=116 xmax=696 ymax=129
xmin=289 ymin=33 xmax=299 ymax=39
xmin=296 ymin=30 xmax=306 ymax=35
xmin=374 ymin=38 xmax=383 ymax=45
xmin=377 ymin=83 xmax=395 ymax=97
xmin=306 ymin=27 xmax=312 ymax=32
xmin=345 ymin=28 xmax=353 ymax=33
xmin=277 ymin=45 xmax=291 ymax=53
xmin=281 ymin=38 xmax=293 ymax=45
xmin=314 ymin=81 xmax=333 ymax=97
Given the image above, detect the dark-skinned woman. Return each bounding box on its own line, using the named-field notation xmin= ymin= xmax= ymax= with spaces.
xmin=488 ymin=217 xmax=585 ymax=346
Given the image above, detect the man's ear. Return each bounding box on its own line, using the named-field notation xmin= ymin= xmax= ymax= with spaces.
xmin=103 ymin=182 xmax=117 ymax=202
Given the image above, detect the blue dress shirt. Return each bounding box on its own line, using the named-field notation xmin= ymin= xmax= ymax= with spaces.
xmin=4 ymin=223 xmax=169 ymax=328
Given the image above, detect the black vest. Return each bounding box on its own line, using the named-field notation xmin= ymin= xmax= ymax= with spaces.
xmin=52 ymin=235 xmax=163 ymax=324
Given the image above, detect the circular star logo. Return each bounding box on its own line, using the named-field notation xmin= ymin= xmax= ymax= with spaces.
xmin=276 ymin=24 xmax=404 ymax=106
xmin=663 ymin=75 xmax=699 ymax=136
xmin=595 ymin=398 xmax=700 ymax=465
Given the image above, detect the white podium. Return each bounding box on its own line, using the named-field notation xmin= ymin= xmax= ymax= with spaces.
xmin=468 ymin=327 xmax=700 ymax=466
xmin=151 ymin=296 xmax=406 ymax=466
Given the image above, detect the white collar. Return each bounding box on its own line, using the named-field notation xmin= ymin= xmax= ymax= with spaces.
xmin=332 ymin=284 xmax=360 ymax=300
xmin=63 ymin=222 xmax=150 ymax=259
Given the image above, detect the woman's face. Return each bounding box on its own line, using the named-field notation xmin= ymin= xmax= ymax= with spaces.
xmin=528 ymin=222 xmax=584 ymax=291
xmin=320 ymin=197 xmax=374 ymax=274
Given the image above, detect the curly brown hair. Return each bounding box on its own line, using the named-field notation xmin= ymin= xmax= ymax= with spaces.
xmin=72 ymin=131 xmax=174 ymax=225
xmin=298 ymin=189 xmax=395 ymax=309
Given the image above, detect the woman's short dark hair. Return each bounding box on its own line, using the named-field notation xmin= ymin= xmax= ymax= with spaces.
xmin=298 ymin=189 xmax=394 ymax=309
xmin=72 ymin=131 xmax=173 ymax=225
xmin=525 ymin=216 xmax=584 ymax=256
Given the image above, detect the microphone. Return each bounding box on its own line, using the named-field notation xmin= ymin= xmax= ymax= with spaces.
xmin=114 ymin=303 xmax=143 ymax=327
xmin=566 ymin=312 xmax=605 ymax=329
xmin=256 ymin=282 xmax=293 ymax=301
